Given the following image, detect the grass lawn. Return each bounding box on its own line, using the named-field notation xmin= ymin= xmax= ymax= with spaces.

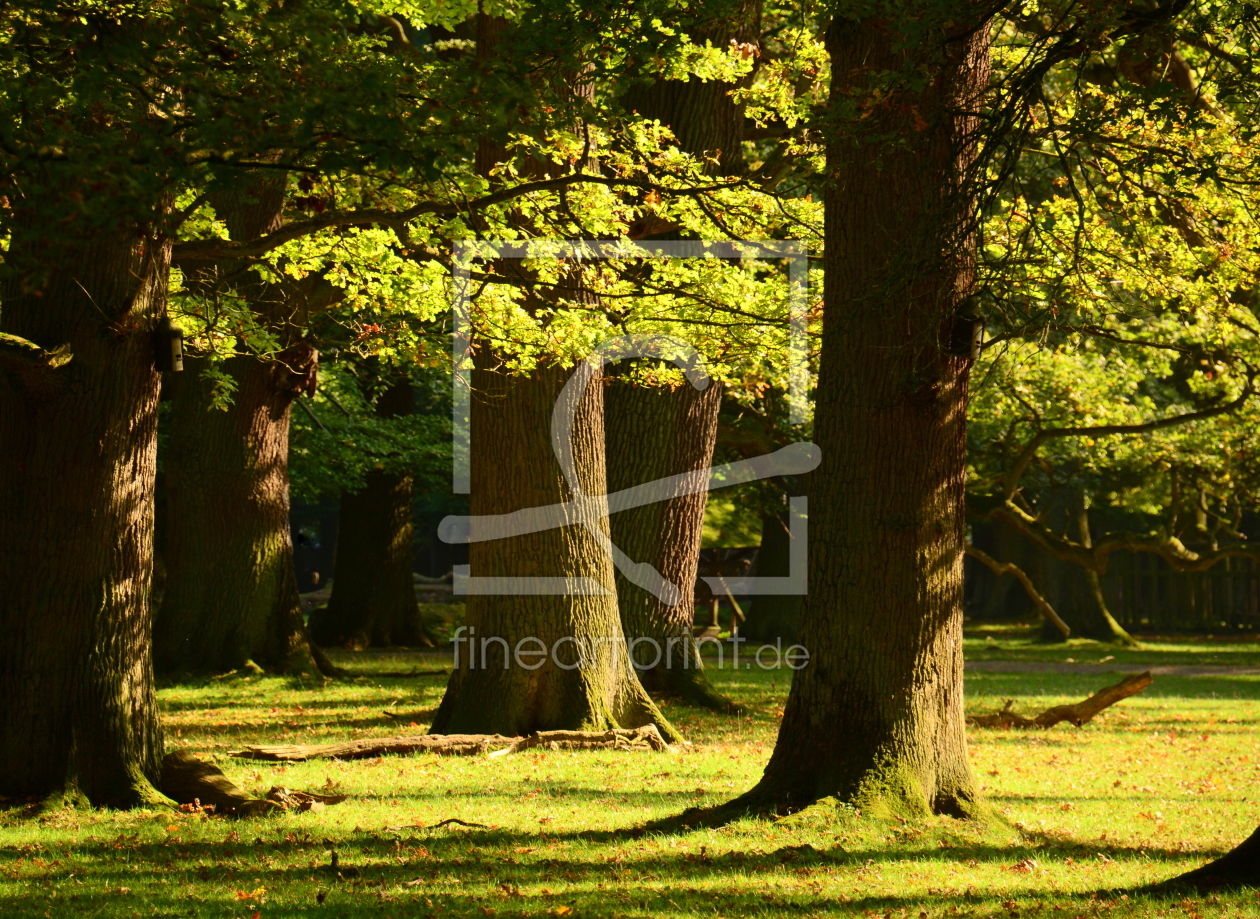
xmin=963 ymin=623 xmax=1260 ymax=667
xmin=2 ymin=638 xmax=1258 ymax=918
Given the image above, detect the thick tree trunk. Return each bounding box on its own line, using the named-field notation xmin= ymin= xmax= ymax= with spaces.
xmin=732 ymin=11 xmax=990 ymax=818
xmin=154 ymin=353 xmax=317 ymax=674
xmin=0 ymin=217 xmax=169 ymax=807
xmin=605 ymin=375 xmax=736 ymax=711
xmin=313 ymin=376 xmax=436 ymax=649
xmin=741 ymin=511 xmax=802 ymax=644
xmin=430 ymin=357 xmax=680 ymax=741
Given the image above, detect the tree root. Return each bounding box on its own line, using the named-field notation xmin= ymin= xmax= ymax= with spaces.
xmin=231 ymin=726 xmax=673 ymax=762
xmin=966 ymin=671 xmax=1152 ymax=728
xmin=160 ymin=750 xmax=347 ymax=816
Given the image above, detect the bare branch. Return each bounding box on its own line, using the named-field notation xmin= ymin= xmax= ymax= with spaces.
xmin=965 ymin=543 xmax=1070 ymax=636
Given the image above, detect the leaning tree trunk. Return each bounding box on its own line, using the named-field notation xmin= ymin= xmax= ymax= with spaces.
xmin=605 ymin=375 xmax=736 ymax=711
xmin=315 ymin=376 xmax=436 ymax=649
xmin=0 ymin=214 xmax=169 ymax=808
xmin=430 ymin=356 xmax=680 ymax=741
xmin=154 ymin=352 xmax=317 ymax=675
xmin=731 ymin=10 xmax=990 ymax=818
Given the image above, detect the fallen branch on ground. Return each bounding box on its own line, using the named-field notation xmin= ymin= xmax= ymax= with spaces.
xmin=488 ymin=725 xmax=670 ymax=756
xmin=232 ymin=726 xmax=673 ymax=762
xmin=161 ymin=750 xmax=349 ymax=815
xmin=966 ymin=672 xmax=1153 ymax=728
xmin=232 ymin=734 xmax=514 ymax=761
xmin=385 ymin=818 xmax=491 ymax=832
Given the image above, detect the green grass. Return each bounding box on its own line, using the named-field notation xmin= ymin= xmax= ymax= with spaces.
xmin=964 ymin=622 xmax=1260 ymax=666
xmin=3 ymin=646 xmax=1260 ymax=918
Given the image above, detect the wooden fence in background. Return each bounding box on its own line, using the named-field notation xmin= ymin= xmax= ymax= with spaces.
xmin=1099 ymin=553 xmax=1260 ymax=632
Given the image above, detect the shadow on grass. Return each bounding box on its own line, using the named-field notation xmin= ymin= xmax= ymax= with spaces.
xmin=0 ymin=823 xmax=1231 ymax=919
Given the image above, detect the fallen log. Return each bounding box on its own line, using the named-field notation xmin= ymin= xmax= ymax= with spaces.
xmin=966 ymin=671 xmax=1153 ymax=728
xmin=232 ymin=726 xmax=672 ymax=762
xmin=232 ymin=734 xmax=514 ymax=761
xmin=487 ymin=725 xmax=670 ymax=756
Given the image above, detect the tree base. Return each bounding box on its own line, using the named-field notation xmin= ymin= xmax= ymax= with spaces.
xmin=36 ymin=771 xmax=174 ymax=813
xmin=1142 ymin=826 xmax=1260 ymax=893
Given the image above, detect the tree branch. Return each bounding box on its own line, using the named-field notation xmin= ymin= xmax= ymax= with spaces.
xmin=173 ymin=173 xmax=749 ymax=262
xmin=0 ymin=333 xmax=73 ymax=396
xmin=965 ymin=543 xmax=1070 ymax=636
xmin=972 ymin=497 xmax=1260 ymax=574
xmin=1002 ymin=378 xmax=1255 ymax=501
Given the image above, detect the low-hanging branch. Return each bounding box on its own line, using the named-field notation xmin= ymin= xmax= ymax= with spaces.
xmin=231 ymin=726 xmax=672 ymax=762
xmin=967 ymin=671 xmax=1152 ymax=728
xmin=964 ymin=544 xmax=1070 ymax=636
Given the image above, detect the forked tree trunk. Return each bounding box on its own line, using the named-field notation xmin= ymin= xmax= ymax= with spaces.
xmin=315 ymin=376 xmax=436 ymax=648
xmin=154 ymin=353 xmax=317 ymax=674
xmin=0 ymin=215 xmax=169 ymax=807
xmin=732 ymin=11 xmax=990 ymax=818
xmin=605 ymin=375 xmax=736 ymax=711
xmin=430 ymin=356 xmax=680 ymax=741
xmin=1032 ymin=494 xmax=1137 ymax=645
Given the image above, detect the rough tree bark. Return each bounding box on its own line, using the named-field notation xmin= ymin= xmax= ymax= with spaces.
xmin=0 ymin=211 xmax=169 ymax=807
xmin=429 ymin=356 xmax=680 ymax=741
xmin=154 ymin=351 xmax=318 ymax=674
xmin=155 ymin=173 xmax=325 ymax=675
xmin=605 ymin=374 xmax=736 ymax=711
xmin=727 ymin=9 xmax=991 ymax=818
xmin=599 ymin=0 xmax=759 ymax=711
xmin=313 ymin=374 xmax=436 ymax=649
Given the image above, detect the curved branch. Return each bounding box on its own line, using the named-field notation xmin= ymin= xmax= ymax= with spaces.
xmin=1003 ymin=378 xmax=1255 ymax=501
xmin=965 ymin=543 xmax=1070 ymax=636
xmin=974 ymin=497 xmax=1260 ymax=575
